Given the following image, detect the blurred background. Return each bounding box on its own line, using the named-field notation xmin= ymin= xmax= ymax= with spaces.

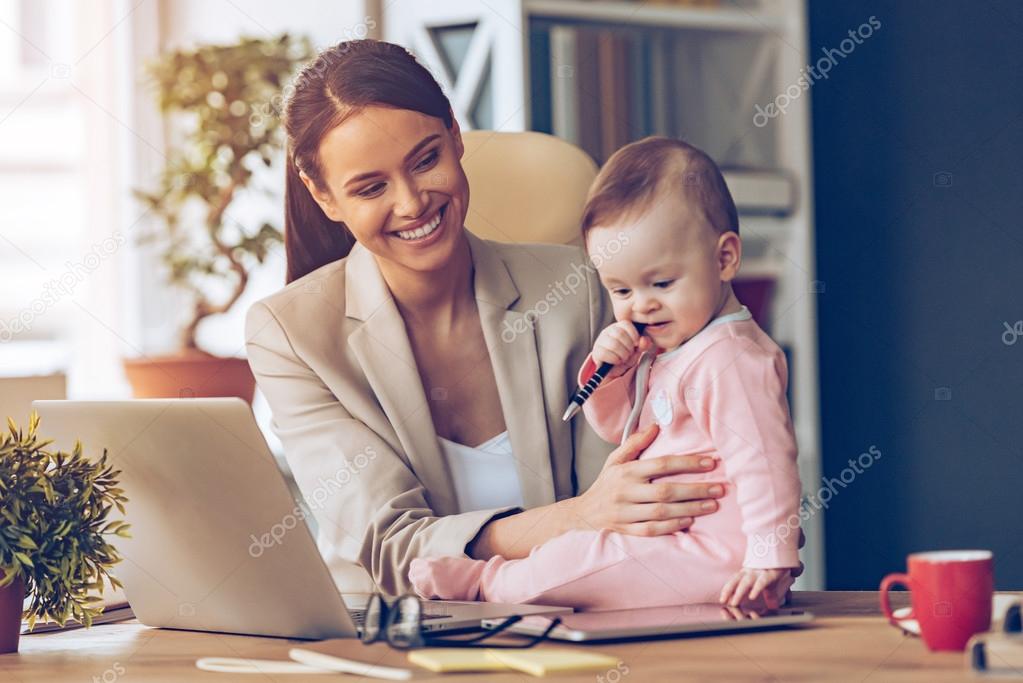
xmin=1 ymin=0 xmax=1020 ymax=591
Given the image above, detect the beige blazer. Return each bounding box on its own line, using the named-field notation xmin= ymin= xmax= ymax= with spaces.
xmin=245 ymin=232 xmax=615 ymax=594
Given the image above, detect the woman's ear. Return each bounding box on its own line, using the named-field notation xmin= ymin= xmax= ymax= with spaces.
xmin=299 ymin=170 xmax=342 ymax=222
xmin=717 ymin=231 xmax=742 ymax=282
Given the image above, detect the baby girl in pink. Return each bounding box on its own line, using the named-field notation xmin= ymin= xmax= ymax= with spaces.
xmin=410 ymin=137 xmax=802 ymax=609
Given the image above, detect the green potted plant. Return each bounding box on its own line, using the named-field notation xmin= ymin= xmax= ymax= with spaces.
xmin=0 ymin=414 xmax=129 ymax=653
xmin=128 ymin=34 xmax=311 ymax=402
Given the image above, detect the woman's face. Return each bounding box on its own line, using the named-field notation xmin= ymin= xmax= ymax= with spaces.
xmin=302 ymin=105 xmax=469 ymax=273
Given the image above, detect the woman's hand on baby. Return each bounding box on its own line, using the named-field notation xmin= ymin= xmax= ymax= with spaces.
xmin=567 ymin=424 xmax=725 ymax=536
xmin=592 ymin=321 xmax=653 ymax=379
xmin=719 ymin=567 xmax=792 ymax=608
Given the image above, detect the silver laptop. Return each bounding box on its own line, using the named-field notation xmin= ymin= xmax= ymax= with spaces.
xmin=32 ymin=398 xmax=569 ymax=640
xmin=483 ymin=603 xmax=813 ymax=642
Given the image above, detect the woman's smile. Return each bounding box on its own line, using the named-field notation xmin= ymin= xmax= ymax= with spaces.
xmin=391 ymin=202 xmax=448 ymax=245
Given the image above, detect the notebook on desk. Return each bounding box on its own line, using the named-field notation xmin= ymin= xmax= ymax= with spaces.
xmin=22 ymin=602 xmax=134 ymax=635
xmin=21 ymin=584 xmax=133 ymax=634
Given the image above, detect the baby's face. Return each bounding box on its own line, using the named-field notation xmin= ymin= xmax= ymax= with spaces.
xmin=587 ymin=192 xmax=738 ymax=350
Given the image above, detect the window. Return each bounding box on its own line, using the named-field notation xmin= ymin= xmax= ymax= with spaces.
xmin=0 ymin=0 xmax=85 ymax=374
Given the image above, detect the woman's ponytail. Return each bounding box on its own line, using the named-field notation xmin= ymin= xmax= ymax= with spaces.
xmin=284 ymin=150 xmax=354 ymax=283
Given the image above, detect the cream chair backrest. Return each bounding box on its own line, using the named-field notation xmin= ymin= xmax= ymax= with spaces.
xmin=460 ymin=130 xmax=598 ymax=246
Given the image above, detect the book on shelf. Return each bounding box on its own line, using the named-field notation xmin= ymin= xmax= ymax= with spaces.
xmin=722 ymin=168 xmax=795 ymax=215
xmin=574 ymin=27 xmax=603 ymax=159
xmin=549 ymin=25 xmax=579 ymax=143
xmin=532 ymin=23 xmax=796 ymax=213
xmin=596 ymin=29 xmax=630 ymax=162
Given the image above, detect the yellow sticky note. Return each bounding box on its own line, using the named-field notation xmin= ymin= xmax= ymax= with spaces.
xmin=407 ymin=648 xmax=511 ymax=673
xmin=485 ymin=649 xmax=621 ymax=677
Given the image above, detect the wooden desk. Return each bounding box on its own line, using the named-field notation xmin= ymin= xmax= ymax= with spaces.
xmin=2 ymin=592 xmax=1013 ymax=682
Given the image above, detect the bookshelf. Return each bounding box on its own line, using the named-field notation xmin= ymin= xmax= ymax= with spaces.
xmin=525 ymin=0 xmax=786 ymax=32
xmin=384 ymin=0 xmax=823 ymax=590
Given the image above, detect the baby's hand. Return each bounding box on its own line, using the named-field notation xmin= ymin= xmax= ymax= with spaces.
xmin=719 ymin=567 xmax=790 ymax=608
xmin=592 ymin=321 xmax=651 ymax=379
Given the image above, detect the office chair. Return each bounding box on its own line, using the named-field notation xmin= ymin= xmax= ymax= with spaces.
xmin=461 ymin=130 xmax=598 ymax=246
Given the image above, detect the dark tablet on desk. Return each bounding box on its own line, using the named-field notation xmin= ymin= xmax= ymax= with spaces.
xmin=483 ymin=603 xmax=813 ymax=642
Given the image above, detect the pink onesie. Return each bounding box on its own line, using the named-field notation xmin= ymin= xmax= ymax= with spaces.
xmin=409 ymin=308 xmax=802 ymax=609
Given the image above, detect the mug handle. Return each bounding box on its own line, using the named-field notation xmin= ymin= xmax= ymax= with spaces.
xmin=880 ymin=572 xmax=914 ymax=626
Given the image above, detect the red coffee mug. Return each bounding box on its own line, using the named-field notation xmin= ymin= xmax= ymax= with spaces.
xmin=880 ymin=550 xmax=993 ymax=651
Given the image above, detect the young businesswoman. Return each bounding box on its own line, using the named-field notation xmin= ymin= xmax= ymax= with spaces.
xmin=246 ymin=40 xmax=797 ymax=595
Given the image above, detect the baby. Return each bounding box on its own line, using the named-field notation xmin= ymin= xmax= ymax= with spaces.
xmin=410 ymin=137 xmax=802 ymax=610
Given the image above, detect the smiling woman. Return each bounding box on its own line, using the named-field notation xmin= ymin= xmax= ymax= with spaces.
xmin=281 ymin=40 xmax=466 ymax=284
xmin=245 ymin=39 xmax=728 ymax=594
xmin=298 ymin=106 xmax=468 ymax=279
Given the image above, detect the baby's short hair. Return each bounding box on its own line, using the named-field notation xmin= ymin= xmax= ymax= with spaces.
xmin=580 ymin=137 xmax=739 ymax=240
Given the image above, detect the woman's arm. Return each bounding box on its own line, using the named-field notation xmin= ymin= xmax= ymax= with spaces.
xmin=246 ymin=301 xmax=520 ymax=595
xmin=468 ymin=423 xmax=726 ymax=559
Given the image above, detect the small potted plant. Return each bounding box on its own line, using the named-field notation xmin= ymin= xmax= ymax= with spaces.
xmin=0 ymin=414 xmax=129 ymax=653
xmin=128 ymin=34 xmax=311 ymax=401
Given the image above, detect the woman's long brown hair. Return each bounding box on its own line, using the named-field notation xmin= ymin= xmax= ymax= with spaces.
xmin=283 ymin=40 xmax=454 ymax=283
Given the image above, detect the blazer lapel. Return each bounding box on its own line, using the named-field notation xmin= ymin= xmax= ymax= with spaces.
xmin=344 ymin=244 xmax=458 ymax=515
xmin=345 ymin=236 xmax=557 ymax=513
xmin=468 ymin=234 xmax=556 ymax=508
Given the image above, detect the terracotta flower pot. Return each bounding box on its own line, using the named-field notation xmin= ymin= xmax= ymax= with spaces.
xmin=0 ymin=572 xmax=25 ymax=654
xmin=123 ymin=349 xmax=255 ymax=403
